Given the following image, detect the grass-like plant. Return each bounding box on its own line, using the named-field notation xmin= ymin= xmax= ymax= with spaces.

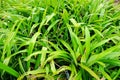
xmin=0 ymin=0 xmax=120 ymax=80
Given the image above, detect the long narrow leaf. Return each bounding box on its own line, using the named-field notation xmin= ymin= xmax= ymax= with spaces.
xmin=79 ymin=63 xmax=100 ymax=80
xmin=60 ymin=39 xmax=77 ymax=65
xmin=27 ymin=32 xmax=40 ymax=70
xmin=0 ymin=62 xmax=19 ymax=77
xmin=99 ymin=66 xmax=112 ymax=80
xmin=81 ymin=27 xmax=90 ymax=63
xmin=87 ymin=44 xmax=120 ymax=66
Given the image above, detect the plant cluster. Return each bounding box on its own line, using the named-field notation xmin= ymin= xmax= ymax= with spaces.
xmin=0 ymin=0 xmax=120 ymax=80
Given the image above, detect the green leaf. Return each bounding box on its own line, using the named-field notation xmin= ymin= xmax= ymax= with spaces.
xmin=44 ymin=20 xmax=59 ymax=36
xmin=79 ymin=63 xmax=100 ymax=80
xmin=100 ymin=59 xmax=120 ymax=66
xmin=81 ymin=27 xmax=90 ymax=63
xmin=50 ymin=60 xmax=56 ymax=74
xmin=55 ymin=66 xmax=71 ymax=75
xmin=70 ymin=18 xmax=80 ymax=27
xmin=28 ymin=32 xmax=40 ymax=55
xmin=102 ymin=52 xmax=120 ymax=59
xmin=66 ymin=24 xmax=83 ymax=54
xmin=41 ymin=47 xmax=47 ymax=68
xmin=45 ymin=13 xmax=55 ymax=24
xmin=27 ymin=32 xmax=40 ymax=70
xmin=17 ymin=69 xmax=45 ymax=80
xmin=18 ymin=58 xmax=25 ymax=73
xmin=45 ymin=50 xmax=70 ymax=63
xmin=42 ymin=39 xmax=60 ymax=50
xmin=29 ymin=23 xmax=39 ymax=35
xmin=87 ymin=44 xmax=120 ymax=66
xmin=74 ymin=70 xmax=82 ymax=80
xmin=0 ymin=61 xmax=19 ymax=78
xmin=60 ymin=39 xmax=77 ymax=65
xmin=24 ymin=50 xmax=50 ymax=61
xmin=91 ymin=37 xmax=117 ymax=51
xmin=62 ymin=9 xmax=69 ymax=23
xmin=99 ymin=66 xmax=112 ymax=80
xmin=113 ymin=69 xmax=120 ymax=80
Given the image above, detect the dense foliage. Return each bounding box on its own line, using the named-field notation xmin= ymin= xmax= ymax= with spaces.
xmin=0 ymin=0 xmax=120 ymax=80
